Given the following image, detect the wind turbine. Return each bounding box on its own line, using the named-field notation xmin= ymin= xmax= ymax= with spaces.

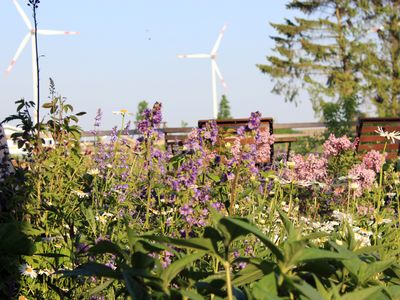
xmin=178 ymin=25 xmax=227 ymax=119
xmin=5 ymin=0 xmax=79 ymax=123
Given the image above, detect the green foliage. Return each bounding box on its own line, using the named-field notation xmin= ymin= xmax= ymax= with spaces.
xmin=258 ymin=0 xmax=363 ymax=125
xmin=136 ymin=100 xmax=149 ymax=122
xmin=217 ymin=94 xmax=232 ymax=119
xmin=2 ymin=99 xmax=37 ymax=154
xmin=62 ymin=212 xmax=400 ymax=299
xmin=357 ymin=0 xmax=400 ymax=117
xmin=321 ymin=95 xmax=359 ymax=137
xmin=2 ymin=102 xmax=400 ymax=299
xmin=42 ymin=78 xmax=86 ymax=146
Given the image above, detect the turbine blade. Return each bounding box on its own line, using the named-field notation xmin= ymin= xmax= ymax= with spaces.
xmin=212 ymin=60 xmax=227 ymax=88
xmin=5 ymin=33 xmax=31 ymax=74
xmin=211 ymin=24 xmax=227 ymax=55
xmin=13 ymin=0 xmax=32 ymax=29
xmin=177 ymin=54 xmax=210 ymax=59
xmin=37 ymin=29 xmax=80 ymax=35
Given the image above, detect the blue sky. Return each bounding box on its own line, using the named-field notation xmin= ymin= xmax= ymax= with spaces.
xmin=0 ymin=0 xmax=316 ymax=130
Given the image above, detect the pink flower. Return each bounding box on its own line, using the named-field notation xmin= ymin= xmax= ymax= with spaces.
xmin=323 ymin=134 xmax=357 ymax=157
xmin=348 ymin=164 xmax=376 ymax=197
xmin=284 ymin=154 xmax=327 ymax=182
xmin=361 ymin=150 xmax=385 ymax=173
xmin=231 ymin=138 xmax=242 ymax=161
xmin=255 ymin=130 xmax=275 ymax=163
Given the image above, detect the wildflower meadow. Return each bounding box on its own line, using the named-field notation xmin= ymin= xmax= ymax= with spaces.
xmin=1 ymin=100 xmax=400 ymax=300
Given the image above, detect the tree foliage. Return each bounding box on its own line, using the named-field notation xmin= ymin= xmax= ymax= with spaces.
xmin=135 ymin=100 xmax=149 ymax=122
xmin=358 ymin=0 xmax=400 ymax=117
xmin=217 ymin=94 xmax=232 ymax=119
xmin=258 ymin=0 xmax=366 ymax=132
xmin=259 ymin=0 xmax=400 ymax=122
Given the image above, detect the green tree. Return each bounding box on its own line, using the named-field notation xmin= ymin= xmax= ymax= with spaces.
xmin=135 ymin=100 xmax=149 ymax=122
xmin=257 ymin=0 xmax=365 ymax=134
xmin=358 ymin=0 xmax=400 ymax=117
xmin=217 ymin=94 xmax=232 ymax=119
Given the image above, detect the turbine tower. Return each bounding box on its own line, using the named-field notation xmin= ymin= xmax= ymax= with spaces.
xmin=5 ymin=0 xmax=79 ymax=123
xmin=178 ymin=25 xmax=227 ymax=119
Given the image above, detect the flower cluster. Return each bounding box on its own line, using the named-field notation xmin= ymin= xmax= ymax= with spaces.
xmin=283 ymin=154 xmax=327 ymax=183
xmin=361 ymin=150 xmax=385 ymax=173
xmin=323 ymin=134 xmax=358 ymax=157
xmin=137 ymin=102 xmax=163 ymax=136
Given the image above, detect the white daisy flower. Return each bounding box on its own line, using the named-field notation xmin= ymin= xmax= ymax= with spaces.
xmin=72 ymin=190 xmax=90 ymax=199
xmin=19 ymin=264 xmax=37 ymax=279
xmin=375 ymin=126 xmax=400 ymax=143
xmin=112 ymin=109 xmax=133 ymax=116
xmin=38 ymin=269 xmax=54 ymax=276
xmin=95 ymin=212 xmax=114 ymax=224
xmin=87 ymin=168 xmax=100 ymax=175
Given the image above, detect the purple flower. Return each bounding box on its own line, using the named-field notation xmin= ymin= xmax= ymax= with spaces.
xmin=161 ymin=251 xmax=173 ymax=268
xmin=211 ymin=201 xmax=223 ymax=211
xmin=248 ymin=111 xmax=261 ymax=130
xmin=76 ymin=243 xmax=89 ymax=253
xmin=179 ymin=204 xmax=193 ymax=216
xmin=237 ymin=126 xmax=245 ymax=136
xmin=137 ymin=102 xmax=163 ymax=136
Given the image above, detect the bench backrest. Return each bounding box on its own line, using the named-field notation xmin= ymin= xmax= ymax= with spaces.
xmin=198 ymin=118 xmax=274 ymax=162
xmin=356 ymin=117 xmax=400 ymax=160
xmin=163 ymin=127 xmax=194 ymax=151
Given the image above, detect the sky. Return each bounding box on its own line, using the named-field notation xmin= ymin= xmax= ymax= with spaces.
xmin=0 ymin=0 xmax=317 ymax=130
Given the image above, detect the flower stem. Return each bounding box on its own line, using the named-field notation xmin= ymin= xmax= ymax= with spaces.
xmin=229 ymin=167 xmax=240 ymax=215
xmin=224 ymin=260 xmax=233 ymax=300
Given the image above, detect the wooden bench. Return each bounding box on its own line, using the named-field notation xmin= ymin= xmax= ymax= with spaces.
xmin=356 ymin=117 xmax=400 ymax=160
xmin=163 ymin=127 xmax=194 ymax=152
xmin=198 ymin=118 xmax=296 ymax=161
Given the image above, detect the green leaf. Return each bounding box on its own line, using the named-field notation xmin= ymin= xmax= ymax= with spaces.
xmin=88 ymin=279 xmax=114 ymax=297
xmin=161 ymin=252 xmax=205 ymax=289
xmin=341 ymin=286 xmax=383 ymax=300
xmin=179 ymin=289 xmax=206 ymax=300
xmin=251 ymin=273 xmax=279 ymax=299
xmin=218 ymin=217 xmax=252 ymax=245
xmin=0 ymin=222 xmax=34 ymax=255
xmin=80 ymin=204 xmax=97 ymax=236
xmin=287 ymin=276 xmax=324 ymax=300
xmin=358 ymin=259 xmax=395 ymax=284
xmin=207 ymin=173 xmax=221 ymax=183
xmin=89 ymin=240 xmax=128 ymax=261
xmin=232 ymin=260 xmax=275 ymax=287
xmin=311 ymin=275 xmax=331 ymax=300
xmin=277 ymin=209 xmax=296 ymax=239
xmin=353 ymin=245 xmax=384 ymax=255
xmin=386 ymin=285 xmax=400 ymax=299
xmin=218 ymin=218 xmax=284 ymax=261
xmin=62 ymin=262 xmax=121 ymax=279
xmin=294 ymin=248 xmax=350 ymax=265
xmin=130 ymin=252 xmax=156 ymax=270
xmin=122 ymin=270 xmax=149 ymax=300
xmin=42 ymin=102 xmax=53 ymax=108
xmin=143 ymin=235 xmax=218 ymax=255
